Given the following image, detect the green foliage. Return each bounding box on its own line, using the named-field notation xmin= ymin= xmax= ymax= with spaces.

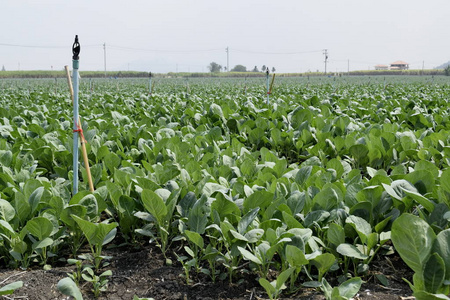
xmin=1 ymin=76 xmax=450 ymax=299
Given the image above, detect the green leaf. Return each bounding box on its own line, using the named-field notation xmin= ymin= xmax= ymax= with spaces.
xmin=336 ymin=243 xmax=369 ymax=260
xmin=276 ymin=267 xmax=295 ymax=290
xmin=243 ymin=190 xmax=273 ymax=212
xmin=185 ymin=230 xmax=204 ymax=249
xmin=141 ymin=189 xmax=167 ymax=224
xmin=57 ymin=277 xmax=83 ymax=300
xmin=414 ymin=291 xmax=450 ymax=300
xmin=72 ymin=215 xmax=117 ymax=247
xmin=402 ymin=189 xmax=435 ymax=213
xmin=33 ymin=237 xmax=54 ymax=249
xmin=0 ymin=281 xmax=23 ymax=296
xmin=104 ymin=152 xmax=121 ymax=174
xmin=28 ymin=186 xmax=44 ymax=215
xmin=25 ymin=217 xmax=54 ymax=240
xmin=433 ymin=229 xmax=450 ymax=280
xmin=338 ymin=277 xmax=363 ymax=298
xmin=286 ymin=245 xmax=308 ymax=268
xmin=391 ymin=213 xmax=435 ymax=274
xmin=259 ymin=278 xmax=276 ymax=300
xmin=238 ymin=246 xmax=262 ymax=265
xmin=311 ymin=253 xmax=335 ymax=281
xmin=423 ymin=253 xmax=445 ymax=294
xmin=60 ymin=205 xmax=87 ymax=228
xmin=346 ymin=215 xmax=372 ymax=244
xmin=0 ymin=199 xmax=15 ymax=222
xmin=238 ymin=207 xmax=259 ymax=234
xmin=327 ymin=223 xmax=345 ymax=247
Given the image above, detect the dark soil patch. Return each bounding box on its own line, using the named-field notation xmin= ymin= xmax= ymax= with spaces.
xmin=0 ymin=244 xmax=414 ymax=300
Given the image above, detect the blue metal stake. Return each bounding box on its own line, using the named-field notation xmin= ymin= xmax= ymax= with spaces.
xmin=72 ymin=35 xmax=80 ymax=195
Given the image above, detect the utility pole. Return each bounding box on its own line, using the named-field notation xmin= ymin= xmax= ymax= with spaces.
xmin=422 ymin=61 xmax=425 ymax=75
xmin=226 ymin=47 xmax=229 ymax=72
xmin=348 ymin=59 xmax=350 ymax=75
xmin=103 ymin=43 xmax=107 ymax=78
xmin=323 ymin=49 xmax=328 ymax=75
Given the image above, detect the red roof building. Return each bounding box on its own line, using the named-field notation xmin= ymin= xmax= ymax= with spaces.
xmin=390 ymin=61 xmax=409 ymax=70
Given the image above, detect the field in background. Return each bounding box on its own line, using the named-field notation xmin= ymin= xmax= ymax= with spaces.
xmin=1 ymin=76 xmax=450 ymax=299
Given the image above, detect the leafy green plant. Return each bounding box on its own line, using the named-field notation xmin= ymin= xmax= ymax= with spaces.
xmin=391 ymin=213 xmax=450 ymax=299
xmin=321 ymin=277 xmax=363 ymax=300
xmin=259 ymin=268 xmax=294 ymax=300
xmin=72 ymin=215 xmax=117 ymax=271
xmin=82 ymin=267 xmax=112 ymax=298
xmin=135 ymin=189 xmax=179 ymax=257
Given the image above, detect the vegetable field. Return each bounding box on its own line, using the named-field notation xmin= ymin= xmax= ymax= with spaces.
xmin=1 ymin=76 xmax=450 ymax=299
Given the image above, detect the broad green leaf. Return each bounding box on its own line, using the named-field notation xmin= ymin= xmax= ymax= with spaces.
xmin=259 ymin=278 xmax=276 ymax=298
xmin=346 ymin=215 xmax=372 ymax=243
xmin=338 ymin=277 xmax=363 ymax=299
xmin=276 ymin=267 xmax=295 ymax=290
xmin=423 ymin=253 xmax=445 ymax=294
xmin=0 ymin=199 xmax=15 ymax=222
xmin=391 ymin=213 xmax=435 ymax=274
xmin=33 ymin=237 xmax=54 ymax=249
xmin=327 ymin=223 xmax=345 ymax=247
xmin=72 ymin=215 xmax=117 ymax=247
xmin=336 ymin=243 xmax=369 ymax=260
xmin=28 ymin=186 xmax=44 ymax=215
xmin=25 ymin=217 xmax=54 ymax=240
xmin=311 ymin=253 xmax=335 ymax=280
xmin=0 ymin=281 xmax=23 ymax=296
xmin=238 ymin=246 xmax=262 ymax=265
xmin=414 ymin=291 xmax=450 ymax=300
xmin=185 ymin=230 xmax=204 ymax=249
xmin=238 ymin=207 xmax=259 ymax=234
xmin=57 ymin=277 xmax=83 ymax=300
xmin=104 ymin=152 xmax=121 ymax=174
xmin=286 ymin=245 xmax=308 ymax=268
xmin=243 ymin=190 xmax=273 ymax=212
xmin=402 ymin=189 xmax=435 ymax=213
xmin=141 ymin=189 xmax=167 ymax=224
xmin=432 ymin=229 xmax=450 ymax=280
xmin=60 ymin=205 xmax=87 ymax=228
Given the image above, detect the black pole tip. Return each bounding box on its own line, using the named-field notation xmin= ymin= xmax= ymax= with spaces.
xmin=72 ymin=35 xmax=80 ymax=60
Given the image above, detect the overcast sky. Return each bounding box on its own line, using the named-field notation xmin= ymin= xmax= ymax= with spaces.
xmin=1 ymin=0 xmax=449 ymax=73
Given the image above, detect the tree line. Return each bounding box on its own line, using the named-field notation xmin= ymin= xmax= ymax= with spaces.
xmin=208 ymin=62 xmax=275 ymax=73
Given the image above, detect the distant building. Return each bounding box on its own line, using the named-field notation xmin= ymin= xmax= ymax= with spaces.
xmin=390 ymin=61 xmax=409 ymax=70
xmin=375 ymin=64 xmax=389 ymax=70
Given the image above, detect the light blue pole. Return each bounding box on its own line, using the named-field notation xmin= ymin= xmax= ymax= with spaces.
xmin=266 ymin=70 xmax=270 ymax=105
xmin=72 ymin=35 xmax=80 ymax=195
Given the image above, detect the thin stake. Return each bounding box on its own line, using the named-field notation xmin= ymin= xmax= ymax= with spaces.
xmin=269 ymin=73 xmax=276 ymax=95
xmin=65 ymin=65 xmax=94 ymax=193
xmin=266 ymin=70 xmax=270 ymax=105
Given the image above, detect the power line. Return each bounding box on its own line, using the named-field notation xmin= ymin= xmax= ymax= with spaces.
xmin=0 ymin=42 xmax=101 ymax=49
xmin=232 ymin=48 xmax=322 ymax=55
xmin=108 ymin=45 xmax=223 ymax=53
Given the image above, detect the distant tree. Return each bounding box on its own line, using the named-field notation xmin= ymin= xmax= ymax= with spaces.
xmin=445 ymin=65 xmax=450 ymax=76
xmin=208 ymin=62 xmax=222 ymax=73
xmin=224 ymin=66 xmax=227 ymax=72
xmin=231 ymin=65 xmax=247 ymax=72
xmin=1 ymin=65 xmax=5 ymax=71
xmin=272 ymin=67 xmax=276 ymax=73
xmin=261 ymin=65 xmax=267 ymax=72
xmin=252 ymin=66 xmax=259 ymax=72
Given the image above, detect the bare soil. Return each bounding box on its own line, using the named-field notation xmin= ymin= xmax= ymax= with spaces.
xmin=0 ymin=244 xmax=414 ymax=300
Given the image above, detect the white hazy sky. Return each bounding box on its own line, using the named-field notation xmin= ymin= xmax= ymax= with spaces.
xmin=1 ymin=0 xmax=449 ymax=73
